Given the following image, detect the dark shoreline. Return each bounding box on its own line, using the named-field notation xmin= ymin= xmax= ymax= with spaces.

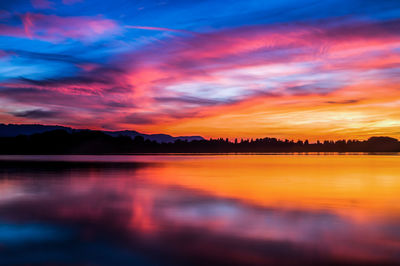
xmin=1 ymin=129 xmax=399 ymax=154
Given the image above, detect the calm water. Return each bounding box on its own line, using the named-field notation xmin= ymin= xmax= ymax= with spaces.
xmin=0 ymin=154 xmax=399 ymax=265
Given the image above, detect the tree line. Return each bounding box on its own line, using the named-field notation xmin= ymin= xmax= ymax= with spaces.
xmin=0 ymin=129 xmax=399 ymax=154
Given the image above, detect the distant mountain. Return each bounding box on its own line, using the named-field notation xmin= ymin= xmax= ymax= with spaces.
xmin=0 ymin=124 xmax=204 ymax=143
xmin=104 ymin=130 xmax=204 ymax=143
xmin=0 ymin=124 xmax=73 ymax=137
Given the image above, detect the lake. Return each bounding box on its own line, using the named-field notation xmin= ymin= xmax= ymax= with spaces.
xmin=0 ymin=154 xmax=399 ymax=265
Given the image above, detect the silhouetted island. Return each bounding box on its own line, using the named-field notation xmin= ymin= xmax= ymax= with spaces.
xmin=0 ymin=129 xmax=399 ymax=154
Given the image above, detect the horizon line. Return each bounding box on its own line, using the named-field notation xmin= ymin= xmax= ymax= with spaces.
xmin=1 ymin=122 xmax=399 ymax=143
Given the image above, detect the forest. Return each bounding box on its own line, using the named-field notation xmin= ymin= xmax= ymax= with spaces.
xmin=0 ymin=130 xmax=399 ymax=154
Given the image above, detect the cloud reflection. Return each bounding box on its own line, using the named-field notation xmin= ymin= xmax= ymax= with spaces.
xmin=0 ymin=155 xmax=399 ymax=265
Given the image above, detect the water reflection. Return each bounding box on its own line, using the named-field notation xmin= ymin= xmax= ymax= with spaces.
xmin=0 ymin=155 xmax=399 ymax=265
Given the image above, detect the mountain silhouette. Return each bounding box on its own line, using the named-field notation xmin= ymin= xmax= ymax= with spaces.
xmin=0 ymin=124 xmax=204 ymax=143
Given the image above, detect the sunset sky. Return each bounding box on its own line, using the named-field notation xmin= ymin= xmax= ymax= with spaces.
xmin=1 ymin=0 xmax=400 ymax=140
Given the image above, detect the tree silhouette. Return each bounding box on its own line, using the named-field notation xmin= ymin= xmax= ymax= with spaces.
xmin=0 ymin=130 xmax=399 ymax=154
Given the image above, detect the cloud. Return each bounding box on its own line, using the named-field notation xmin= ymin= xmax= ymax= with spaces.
xmin=0 ymin=13 xmax=118 ymax=42
xmin=154 ymin=96 xmax=231 ymax=106
xmin=19 ymin=76 xmax=112 ymax=87
xmin=115 ymin=18 xmax=400 ymax=104
xmin=286 ymin=84 xmax=336 ymax=96
xmin=123 ymin=113 xmax=155 ymax=125
xmin=125 ymin=25 xmax=192 ymax=34
xmin=14 ymin=65 xmax=128 ymax=95
xmin=6 ymin=49 xmax=81 ymax=64
xmin=11 ymin=108 xmax=61 ymax=119
xmin=1 ymin=10 xmax=400 ymax=137
xmin=0 ymin=50 xmax=8 ymax=58
xmin=0 ymin=24 xmax=25 ymax=38
xmin=0 ymin=85 xmax=124 ymax=111
xmin=19 ymin=13 xmax=118 ymax=42
xmin=325 ymin=99 xmax=360 ymax=104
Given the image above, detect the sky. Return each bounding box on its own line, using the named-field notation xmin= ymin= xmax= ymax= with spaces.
xmin=0 ymin=0 xmax=400 ymax=140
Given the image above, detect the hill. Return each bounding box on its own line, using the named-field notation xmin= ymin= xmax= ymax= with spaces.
xmin=0 ymin=124 xmax=204 ymax=143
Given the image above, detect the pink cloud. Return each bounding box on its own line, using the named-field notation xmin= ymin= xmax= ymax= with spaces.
xmin=100 ymin=18 xmax=400 ymax=120
xmin=0 ymin=50 xmax=8 ymax=58
xmin=2 ymin=17 xmax=400 ymax=132
xmin=0 ymin=24 xmax=25 ymax=38
xmin=23 ymin=13 xmax=34 ymax=38
xmin=20 ymin=13 xmax=118 ymax=41
xmin=76 ymin=63 xmax=100 ymax=72
xmin=125 ymin=25 xmax=192 ymax=34
xmin=124 ymin=18 xmax=400 ymax=76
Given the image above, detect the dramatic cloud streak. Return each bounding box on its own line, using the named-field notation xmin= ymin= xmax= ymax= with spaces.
xmin=0 ymin=0 xmax=400 ymax=139
xmin=125 ymin=25 xmax=192 ymax=34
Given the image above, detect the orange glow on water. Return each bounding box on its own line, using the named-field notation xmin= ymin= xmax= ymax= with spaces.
xmin=137 ymin=155 xmax=400 ymax=220
xmin=1 ymin=154 xmax=399 ymax=264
